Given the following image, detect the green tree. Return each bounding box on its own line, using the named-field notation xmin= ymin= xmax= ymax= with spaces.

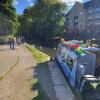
xmin=0 ymin=0 xmax=18 ymax=35
xmin=0 ymin=0 xmax=16 ymax=21
xmin=18 ymin=0 xmax=67 ymax=46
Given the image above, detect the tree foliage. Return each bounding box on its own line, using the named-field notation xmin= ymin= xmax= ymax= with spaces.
xmin=0 ymin=0 xmax=19 ymax=35
xmin=18 ymin=0 xmax=67 ymax=46
xmin=0 ymin=0 xmax=16 ymax=21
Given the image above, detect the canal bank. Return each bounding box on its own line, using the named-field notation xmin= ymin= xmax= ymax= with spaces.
xmin=26 ymin=44 xmax=58 ymax=100
xmin=27 ymin=44 xmax=76 ymax=100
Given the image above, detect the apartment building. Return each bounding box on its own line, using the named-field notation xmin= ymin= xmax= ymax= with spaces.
xmin=65 ymin=0 xmax=100 ymax=40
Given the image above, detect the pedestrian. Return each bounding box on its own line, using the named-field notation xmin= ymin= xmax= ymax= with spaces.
xmin=17 ymin=37 xmax=21 ymax=45
xmin=9 ymin=36 xmax=15 ymax=50
xmin=20 ymin=36 xmax=25 ymax=44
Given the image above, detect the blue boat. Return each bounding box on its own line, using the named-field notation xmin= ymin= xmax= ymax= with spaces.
xmin=55 ymin=40 xmax=100 ymax=92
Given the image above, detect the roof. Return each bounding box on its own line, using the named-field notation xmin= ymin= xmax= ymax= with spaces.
xmin=84 ymin=0 xmax=93 ymax=9
xmin=66 ymin=0 xmax=100 ymax=17
xmin=84 ymin=0 xmax=100 ymax=9
xmin=66 ymin=1 xmax=83 ymax=17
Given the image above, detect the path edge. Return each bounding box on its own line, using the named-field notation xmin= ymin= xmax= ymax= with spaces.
xmin=0 ymin=49 xmax=19 ymax=80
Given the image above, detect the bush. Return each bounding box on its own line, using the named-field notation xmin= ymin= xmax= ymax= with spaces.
xmin=0 ymin=36 xmax=8 ymax=45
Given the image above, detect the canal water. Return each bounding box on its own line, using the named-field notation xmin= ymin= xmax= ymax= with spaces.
xmin=33 ymin=45 xmax=57 ymax=58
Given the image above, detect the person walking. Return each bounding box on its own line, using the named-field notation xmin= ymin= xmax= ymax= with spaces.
xmin=9 ymin=36 xmax=15 ymax=50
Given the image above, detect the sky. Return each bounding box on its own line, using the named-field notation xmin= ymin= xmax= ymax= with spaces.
xmin=13 ymin=0 xmax=90 ymax=14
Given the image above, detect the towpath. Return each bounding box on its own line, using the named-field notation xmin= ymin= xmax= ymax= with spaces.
xmin=0 ymin=45 xmax=75 ymax=100
xmin=0 ymin=45 xmax=37 ymax=100
xmin=0 ymin=45 xmax=57 ymax=100
xmin=0 ymin=45 xmax=17 ymax=77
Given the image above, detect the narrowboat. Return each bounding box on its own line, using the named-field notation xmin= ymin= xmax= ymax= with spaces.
xmin=55 ymin=40 xmax=100 ymax=94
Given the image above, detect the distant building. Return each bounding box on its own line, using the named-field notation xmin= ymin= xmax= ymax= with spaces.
xmin=65 ymin=0 xmax=100 ymax=40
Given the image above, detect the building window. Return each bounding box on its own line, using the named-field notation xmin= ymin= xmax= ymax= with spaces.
xmin=87 ymin=30 xmax=90 ymax=33
xmin=87 ymin=21 xmax=93 ymax=26
xmin=70 ymin=20 xmax=73 ymax=24
xmin=75 ymin=25 xmax=78 ymax=28
xmin=87 ymin=15 xmax=93 ymax=21
xmin=95 ymin=14 xmax=100 ymax=19
xmin=95 ymin=7 xmax=100 ymax=12
xmin=95 ymin=21 xmax=100 ymax=25
xmin=66 ymin=18 xmax=69 ymax=25
xmin=79 ymin=12 xmax=83 ymax=16
xmin=69 ymin=19 xmax=73 ymax=26
xmin=95 ymin=23 xmax=100 ymax=25
xmin=79 ymin=24 xmax=84 ymax=30
xmin=96 ymin=30 xmax=99 ymax=33
xmin=74 ymin=16 xmax=78 ymax=25
xmin=88 ymin=8 xmax=93 ymax=14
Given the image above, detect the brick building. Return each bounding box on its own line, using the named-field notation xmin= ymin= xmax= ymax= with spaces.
xmin=65 ymin=0 xmax=100 ymax=40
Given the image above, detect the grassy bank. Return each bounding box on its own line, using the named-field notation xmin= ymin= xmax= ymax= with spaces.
xmin=26 ymin=44 xmax=50 ymax=100
xmin=26 ymin=44 xmax=49 ymax=63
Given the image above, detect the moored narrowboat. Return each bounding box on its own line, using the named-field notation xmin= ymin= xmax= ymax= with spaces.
xmin=55 ymin=40 xmax=100 ymax=98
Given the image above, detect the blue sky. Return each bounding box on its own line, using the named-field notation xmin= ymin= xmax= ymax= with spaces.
xmin=14 ymin=0 xmax=35 ymax=14
xmin=14 ymin=0 xmax=89 ymax=14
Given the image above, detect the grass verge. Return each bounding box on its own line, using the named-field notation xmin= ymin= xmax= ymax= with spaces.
xmin=26 ymin=44 xmax=49 ymax=63
xmin=26 ymin=44 xmax=50 ymax=100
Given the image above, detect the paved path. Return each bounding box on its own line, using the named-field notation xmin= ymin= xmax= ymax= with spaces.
xmin=0 ymin=45 xmax=57 ymax=100
xmin=35 ymin=62 xmax=58 ymax=100
xmin=0 ymin=45 xmax=75 ymax=100
xmin=0 ymin=45 xmax=37 ymax=100
xmin=48 ymin=61 xmax=76 ymax=100
xmin=0 ymin=45 xmax=17 ymax=77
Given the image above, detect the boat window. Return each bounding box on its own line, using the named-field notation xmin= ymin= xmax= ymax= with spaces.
xmin=58 ymin=47 xmax=61 ymax=55
xmin=58 ymin=47 xmax=64 ymax=55
xmin=66 ymin=55 xmax=74 ymax=70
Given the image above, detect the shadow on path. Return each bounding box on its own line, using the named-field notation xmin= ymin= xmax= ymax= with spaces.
xmin=27 ymin=61 xmax=57 ymax=100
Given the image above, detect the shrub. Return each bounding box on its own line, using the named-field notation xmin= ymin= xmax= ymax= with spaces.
xmin=0 ymin=36 xmax=8 ymax=45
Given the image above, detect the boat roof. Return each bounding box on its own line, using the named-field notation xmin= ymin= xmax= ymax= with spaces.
xmin=83 ymin=47 xmax=100 ymax=52
xmin=64 ymin=40 xmax=83 ymax=45
xmin=59 ymin=40 xmax=98 ymax=60
xmin=59 ymin=43 xmax=87 ymax=58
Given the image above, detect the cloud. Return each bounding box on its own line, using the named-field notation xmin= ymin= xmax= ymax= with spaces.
xmin=30 ymin=3 xmax=34 ymax=6
xmin=13 ymin=0 xmax=19 ymax=5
